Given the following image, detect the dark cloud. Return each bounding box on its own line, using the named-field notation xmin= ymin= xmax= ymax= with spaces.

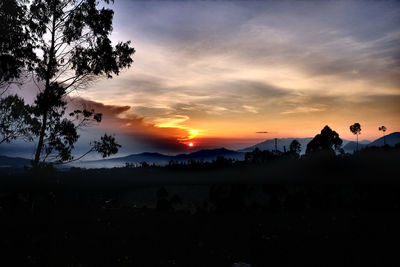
xmin=113 ymin=0 xmax=400 ymax=86
xmin=68 ymin=97 xmax=190 ymax=154
xmin=69 ymin=97 xmax=131 ymax=115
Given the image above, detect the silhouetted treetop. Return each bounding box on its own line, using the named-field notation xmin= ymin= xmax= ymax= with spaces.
xmin=28 ymin=0 xmax=135 ymax=86
xmin=350 ymin=123 xmax=361 ymax=136
xmin=289 ymin=139 xmax=301 ymax=155
xmin=306 ymin=125 xmax=343 ymax=156
xmin=379 ymin=126 xmax=387 ymax=146
xmin=350 ymin=123 xmax=361 ymax=151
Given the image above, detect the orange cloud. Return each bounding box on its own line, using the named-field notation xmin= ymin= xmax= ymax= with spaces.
xmin=67 ymin=97 xmax=199 ymax=152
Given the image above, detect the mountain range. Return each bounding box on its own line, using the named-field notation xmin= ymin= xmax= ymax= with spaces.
xmin=1 ymin=132 xmax=399 ymax=169
xmin=239 ymin=137 xmax=314 ymax=154
xmin=68 ymin=148 xmax=245 ymax=169
xmin=240 ymin=132 xmax=400 ymax=154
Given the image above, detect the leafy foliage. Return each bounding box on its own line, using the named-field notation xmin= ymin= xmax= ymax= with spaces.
xmin=379 ymin=126 xmax=387 ymax=133
xmin=25 ymin=0 xmax=134 ymax=166
xmin=289 ymin=139 xmax=301 ymax=155
xmin=93 ymin=134 xmax=121 ymax=158
xmin=28 ymin=0 xmax=135 ymax=88
xmin=0 ymin=95 xmax=39 ymax=144
xmin=306 ymin=125 xmax=343 ymax=156
xmin=350 ymin=123 xmax=361 ymax=136
xmin=0 ymin=0 xmax=36 ymax=90
xmin=0 ymin=0 xmax=133 ymax=166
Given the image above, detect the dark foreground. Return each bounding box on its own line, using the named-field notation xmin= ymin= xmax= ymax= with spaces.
xmin=1 ymin=147 xmax=400 ymax=266
xmin=2 ymin=184 xmax=400 ymax=266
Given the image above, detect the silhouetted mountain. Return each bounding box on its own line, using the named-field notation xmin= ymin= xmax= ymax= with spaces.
xmin=239 ymin=138 xmax=314 ymax=154
xmin=3 ymin=133 xmax=398 ymax=169
xmin=69 ymin=152 xmax=173 ymax=168
xmin=68 ymin=148 xmax=244 ymax=168
xmin=121 ymin=152 xmax=172 ymax=163
xmin=368 ymin=132 xmax=400 ymax=147
xmin=0 ymin=155 xmax=30 ymax=168
xmin=176 ymin=148 xmax=243 ymax=160
xmin=326 ymin=133 xmax=399 ymax=152
xmin=240 ymin=136 xmax=364 ymax=154
xmin=343 ymin=141 xmax=369 ymax=152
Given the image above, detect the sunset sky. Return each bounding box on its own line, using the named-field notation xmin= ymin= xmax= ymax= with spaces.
xmin=3 ymin=0 xmax=400 ymax=156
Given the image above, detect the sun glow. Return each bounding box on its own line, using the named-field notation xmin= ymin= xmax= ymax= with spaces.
xmin=188 ymin=142 xmax=194 ymax=147
xmin=153 ymin=115 xmax=202 ymax=143
xmin=188 ymin=129 xmax=200 ymax=139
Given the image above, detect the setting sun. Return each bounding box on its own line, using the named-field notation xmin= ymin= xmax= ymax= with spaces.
xmin=188 ymin=142 xmax=194 ymax=147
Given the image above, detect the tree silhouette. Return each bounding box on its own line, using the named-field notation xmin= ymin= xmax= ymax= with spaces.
xmin=0 ymin=0 xmax=36 ymax=92
xmin=7 ymin=0 xmax=135 ymax=166
xmin=379 ymin=126 xmax=387 ymax=145
xmin=349 ymin=123 xmax=361 ymax=151
xmin=0 ymin=95 xmax=39 ymax=144
xmin=306 ymin=125 xmax=343 ymax=156
xmin=289 ymin=139 xmax=301 ymax=155
xmin=0 ymin=1 xmax=37 ymax=146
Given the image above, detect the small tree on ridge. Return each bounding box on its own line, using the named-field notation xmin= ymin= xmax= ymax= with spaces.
xmin=349 ymin=123 xmax=361 ymax=151
xmin=379 ymin=126 xmax=387 ymax=146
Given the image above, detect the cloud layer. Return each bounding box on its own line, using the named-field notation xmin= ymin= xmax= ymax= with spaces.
xmin=72 ymin=0 xmax=400 ymax=148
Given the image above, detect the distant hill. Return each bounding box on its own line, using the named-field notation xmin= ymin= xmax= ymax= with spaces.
xmin=175 ymin=148 xmax=243 ymax=161
xmin=239 ymin=137 xmax=315 ymax=154
xmin=241 ymin=133 xmax=399 ymax=154
xmin=368 ymin=132 xmax=400 ymax=147
xmin=2 ymin=133 xmax=399 ymax=169
xmin=116 ymin=152 xmax=172 ymax=165
xmin=240 ymin=135 xmax=400 ymax=154
xmin=0 ymin=155 xmax=31 ymax=168
xmin=68 ymin=148 xmax=245 ymax=169
xmin=343 ymin=141 xmax=369 ymax=153
xmin=0 ymin=148 xmax=244 ymax=169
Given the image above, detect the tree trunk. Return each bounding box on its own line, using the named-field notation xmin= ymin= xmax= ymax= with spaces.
xmin=32 ymin=4 xmax=57 ymax=167
xmin=33 ymin=111 xmax=48 ymax=166
xmin=356 ymin=134 xmax=358 ymax=151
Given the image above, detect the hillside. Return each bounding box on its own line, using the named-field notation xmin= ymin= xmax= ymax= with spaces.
xmin=343 ymin=141 xmax=369 ymax=152
xmin=368 ymin=132 xmax=400 ymax=147
xmin=239 ymin=137 xmax=314 ymax=154
xmin=68 ymin=148 xmax=245 ymax=168
xmin=240 ymin=134 xmax=400 ymax=154
xmin=0 ymin=155 xmax=31 ymax=168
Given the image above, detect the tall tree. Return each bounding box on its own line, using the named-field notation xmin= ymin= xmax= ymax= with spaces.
xmin=379 ymin=126 xmax=387 ymax=146
xmin=306 ymin=125 xmax=343 ymax=156
xmin=349 ymin=123 xmax=361 ymax=151
xmin=17 ymin=0 xmax=134 ymax=166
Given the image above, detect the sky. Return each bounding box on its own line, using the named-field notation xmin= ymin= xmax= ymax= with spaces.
xmin=3 ymin=0 xmax=400 ymax=157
